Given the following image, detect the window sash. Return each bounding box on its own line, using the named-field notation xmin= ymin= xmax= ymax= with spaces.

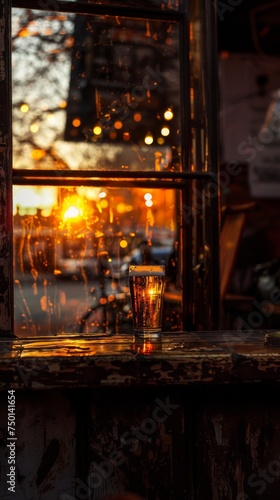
xmin=0 ymin=0 xmax=220 ymax=337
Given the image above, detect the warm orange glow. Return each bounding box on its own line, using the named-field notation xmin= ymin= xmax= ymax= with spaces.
xmin=190 ymin=87 xmax=194 ymax=102
xmin=59 ymin=100 xmax=67 ymax=109
xmin=93 ymin=125 xmax=102 ymax=135
xmin=141 ymin=341 xmax=155 ymax=354
xmin=77 ymin=187 xmax=100 ymax=201
xmin=109 ymin=207 xmax=113 ymax=224
xmin=114 ymin=120 xmax=123 ymax=130
xmin=120 ymin=239 xmax=128 ymax=249
xmin=62 ymin=194 xmax=85 ymax=222
xmin=144 ymin=133 xmax=153 ymax=145
xmin=157 ymin=137 xmax=165 ymax=145
xmin=100 ymin=199 xmax=108 ymax=209
xmin=72 ymin=118 xmax=81 ymax=128
xmin=189 ymin=22 xmax=194 ymax=41
xmin=145 ymin=20 xmax=151 ymax=37
xmin=116 ymin=203 xmax=133 ymax=214
xmin=123 ymin=132 xmax=130 ymax=141
xmin=18 ymin=28 xmax=30 ymax=37
xmin=63 ymin=206 xmax=82 ymax=220
xmin=31 ymin=149 xmax=46 ymax=160
xmin=161 ymin=126 xmax=170 ymax=137
xmin=64 ymin=37 xmax=75 ymax=48
xmin=133 ymin=113 xmax=142 ymax=122
xmin=164 ymin=109 xmax=173 ymax=120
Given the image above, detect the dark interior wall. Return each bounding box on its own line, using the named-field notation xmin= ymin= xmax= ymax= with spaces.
xmin=2 ymin=383 xmax=280 ymax=499
xmin=217 ymin=1 xmax=280 ymax=328
xmin=217 ymin=0 xmax=280 ymax=55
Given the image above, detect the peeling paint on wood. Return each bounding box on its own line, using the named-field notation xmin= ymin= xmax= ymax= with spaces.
xmin=195 ymin=384 xmax=280 ymax=499
xmin=0 ymin=390 xmax=76 ymax=499
xmin=1 ymin=333 xmax=280 ymax=498
xmin=1 ymin=331 xmax=280 ymax=389
xmin=87 ymin=393 xmax=185 ymax=499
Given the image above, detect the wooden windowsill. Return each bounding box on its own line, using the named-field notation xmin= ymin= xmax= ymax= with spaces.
xmin=1 ymin=330 xmax=280 ymax=390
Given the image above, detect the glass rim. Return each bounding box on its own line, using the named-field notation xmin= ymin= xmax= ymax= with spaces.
xmin=129 ymin=265 xmax=165 ymax=276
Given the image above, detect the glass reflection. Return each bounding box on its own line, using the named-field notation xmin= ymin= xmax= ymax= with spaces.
xmin=12 ymin=8 xmax=180 ymax=171
xmin=13 ymin=186 xmax=182 ymax=336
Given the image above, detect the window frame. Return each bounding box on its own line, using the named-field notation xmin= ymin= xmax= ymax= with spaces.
xmin=0 ymin=0 xmax=220 ymax=337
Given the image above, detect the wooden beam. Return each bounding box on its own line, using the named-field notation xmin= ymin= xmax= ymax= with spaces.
xmin=0 ymin=0 xmax=13 ymax=335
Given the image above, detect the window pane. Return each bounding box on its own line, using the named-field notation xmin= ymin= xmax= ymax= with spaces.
xmin=12 ymin=8 xmax=181 ymax=172
xmin=13 ymin=186 xmax=182 ymax=336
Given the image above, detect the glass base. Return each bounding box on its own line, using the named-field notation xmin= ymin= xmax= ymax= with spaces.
xmin=133 ymin=328 xmax=162 ymax=338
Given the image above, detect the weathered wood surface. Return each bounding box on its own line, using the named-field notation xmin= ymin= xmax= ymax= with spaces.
xmin=0 ymin=0 xmax=13 ymax=335
xmin=195 ymin=383 xmax=280 ymax=500
xmin=2 ymin=383 xmax=280 ymax=499
xmin=2 ymin=332 xmax=280 ymax=499
xmin=87 ymin=389 xmax=186 ymax=500
xmin=1 ymin=331 xmax=280 ymax=389
xmin=0 ymin=386 xmax=186 ymax=500
xmin=0 ymin=389 xmax=76 ymax=500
